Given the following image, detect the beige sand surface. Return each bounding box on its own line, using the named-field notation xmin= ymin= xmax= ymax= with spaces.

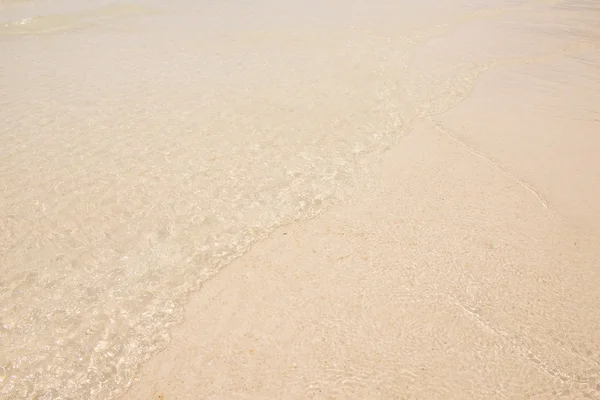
xmin=125 ymin=120 xmax=600 ymax=400
xmin=2 ymin=0 xmax=600 ymax=399
xmin=124 ymin=61 xmax=600 ymax=400
xmin=111 ymin=1 xmax=600 ymax=399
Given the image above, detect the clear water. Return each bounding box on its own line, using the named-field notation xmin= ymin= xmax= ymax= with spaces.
xmin=1 ymin=0 xmax=598 ymax=398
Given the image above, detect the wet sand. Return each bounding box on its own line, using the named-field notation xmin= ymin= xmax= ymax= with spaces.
xmin=122 ymin=3 xmax=600 ymax=400
xmin=126 ymin=119 xmax=600 ymax=399
xmin=1 ymin=0 xmax=600 ymax=399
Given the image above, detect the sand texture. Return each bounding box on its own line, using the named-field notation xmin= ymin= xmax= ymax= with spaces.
xmin=124 ymin=119 xmax=600 ymax=399
xmin=1 ymin=0 xmax=599 ymax=399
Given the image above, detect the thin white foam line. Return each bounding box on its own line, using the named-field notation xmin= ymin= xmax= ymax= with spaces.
xmin=427 ymin=116 xmax=550 ymax=210
xmin=11 ymin=17 xmax=34 ymax=26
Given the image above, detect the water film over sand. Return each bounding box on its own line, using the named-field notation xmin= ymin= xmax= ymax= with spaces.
xmin=1 ymin=0 xmax=600 ymax=399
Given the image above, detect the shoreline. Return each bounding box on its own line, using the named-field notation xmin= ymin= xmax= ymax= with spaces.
xmin=122 ymin=23 xmax=600 ymax=394
xmin=1 ymin=0 xmax=599 ymax=398
xmin=124 ymin=116 xmax=600 ymax=399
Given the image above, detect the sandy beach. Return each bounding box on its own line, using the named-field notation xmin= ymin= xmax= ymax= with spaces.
xmin=124 ymin=55 xmax=600 ymax=399
xmin=1 ymin=0 xmax=600 ymax=399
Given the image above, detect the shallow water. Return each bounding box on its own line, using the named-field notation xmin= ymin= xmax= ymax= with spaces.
xmin=1 ymin=0 xmax=599 ymax=398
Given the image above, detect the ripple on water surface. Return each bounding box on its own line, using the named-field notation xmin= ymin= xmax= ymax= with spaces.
xmin=2 ymin=0 xmax=599 ymax=399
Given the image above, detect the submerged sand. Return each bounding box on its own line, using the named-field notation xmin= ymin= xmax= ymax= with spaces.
xmin=123 ymin=2 xmax=600 ymax=399
xmin=1 ymin=0 xmax=600 ymax=399
xmin=127 ymin=119 xmax=600 ymax=399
